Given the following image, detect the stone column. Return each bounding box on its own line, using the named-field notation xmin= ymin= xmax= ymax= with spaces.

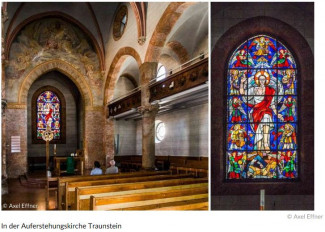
xmin=2 ymin=3 xmax=8 ymax=195
xmin=104 ymin=114 xmax=115 ymax=167
xmin=1 ymin=100 xmax=7 ymax=177
xmin=2 ymin=100 xmax=8 ymax=195
xmin=139 ymin=62 xmax=158 ymax=170
xmin=84 ymin=107 xmax=105 ymax=169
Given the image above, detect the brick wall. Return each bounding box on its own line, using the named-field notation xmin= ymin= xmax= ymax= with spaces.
xmin=27 ymin=71 xmax=79 ymax=158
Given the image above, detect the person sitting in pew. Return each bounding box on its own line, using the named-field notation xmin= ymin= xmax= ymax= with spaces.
xmin=90 ymin=161 xmax=103 ymax=175
xmin=105 ymin=160 xmax=118 ymax=174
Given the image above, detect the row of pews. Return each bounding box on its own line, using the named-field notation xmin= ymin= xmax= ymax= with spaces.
xmin=56 ymin=170 xmax=208 ymax=211
xmin=115 ymin=155 xmax=208 ymax=177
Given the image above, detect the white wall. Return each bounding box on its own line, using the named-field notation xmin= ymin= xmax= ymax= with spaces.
xmin=136 ymin=103 xmax=208 ymax=157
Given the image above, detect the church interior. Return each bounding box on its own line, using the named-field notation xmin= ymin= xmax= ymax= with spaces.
xmin=1 ymin=2 xmax=209 ymax=210
xmin=211 ymin=2 xmax=314 ymax=210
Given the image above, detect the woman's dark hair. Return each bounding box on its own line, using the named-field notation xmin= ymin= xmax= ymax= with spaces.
xmin=94 ymin=161 xmax=101 ymax=168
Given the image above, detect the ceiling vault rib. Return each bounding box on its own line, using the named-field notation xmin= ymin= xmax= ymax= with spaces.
xmin=5 ymin=2 xmax=25 ymax=56
xmin=86 ymin=2 xmax=106 ymax=63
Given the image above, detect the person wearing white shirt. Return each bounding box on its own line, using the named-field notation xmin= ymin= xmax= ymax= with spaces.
xmin=105 ymin=160 xmax=118 ymax=174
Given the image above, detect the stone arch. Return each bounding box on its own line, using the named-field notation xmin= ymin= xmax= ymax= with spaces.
xmin=18 ymin=60 xmax=93 ymax=107
xmin=166 ymin=41 xmax=189 ymax=64
xmin=5 ymin=11 xmax=105 ymax=71
xmin=130 ymin=2 xmax=146 ymax=44
xmin=144 ymin=2 xmax=195 ymax=62
xmin=211 ymin=16 xmax=314 ymax=196
xmin=104 ymin=47 xmax=142 ymax=105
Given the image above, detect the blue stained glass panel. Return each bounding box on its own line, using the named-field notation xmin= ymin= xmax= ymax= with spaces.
xmin=245 ymin=151 xmax=278 ymax=179
xmin=277 ymin=123 xmax=298 ymax=150
xmin=228 ymin=41 xmax=249 ymax=69
xmin=227 ymin=96 xmax=248 ymax=123
xmin=248 ymin=36 xmax=277 ymax=68
xmin=247 ymin=123 xmax=277 ymax=151
xmin=226 ymin=151 xmax=247 ymax=179
xmin=227 ymin=124 xmax=247 ymax=151
xmin=277 ymin=96 xmax=298 ymax=123
xmin=277 ymin=151 xmax=298 ymax=179
xmin=227 ymin=69 xmax=248 ymax=95
xmin=276 ymin=42 xmax=296 ymax=69
xmin=277 ymin=69 xmax=297 ymax=95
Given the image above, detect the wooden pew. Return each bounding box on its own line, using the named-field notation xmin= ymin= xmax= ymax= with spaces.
xmin=152 ymin=201 xmax=208 ymax=210
xmin=170 ymin=166 xmax=208 ymax=177
xmin=65 ymin=174 xmax=193 ymax=210
xmin=75 ymin=177 xmax=207 ymax=210
xmin=89 ymin=183 xmax=208 ymax=210
xmin=57 ymin=170 xmax=171 ymax=209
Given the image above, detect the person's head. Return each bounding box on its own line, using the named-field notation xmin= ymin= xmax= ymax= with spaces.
xmin=234 ymin=124 xmax=240 ymax=131
xmin=285 ymin=69 xmax=291 ymax=76
xmin=109 ymin=160 xmax=115 ymax=167
xmin=259 ymin=75 xmax=266 ymax=86
xmin=94 ymin=161 xmax=100 ymax=168
xmin=255 ymin=71 xmax=270 ymax=86
xmin=279 ymin=48 xmax=286 ymax=55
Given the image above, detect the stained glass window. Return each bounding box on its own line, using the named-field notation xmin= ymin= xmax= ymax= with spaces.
xmin=36 ymin=91 xmax=61 ymax=140
xmin=226 ymin=35 xmax=298 ymax=180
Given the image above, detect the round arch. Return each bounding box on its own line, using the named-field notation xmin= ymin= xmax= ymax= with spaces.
xmin=211 ymin=16 xmax=314 ymax=195
xmin=104 ymin=47 xmax=142 ymax=105
xmin=5 ymin=11 xmax=105 ymax=71
xmin=18 ymin=60 xmax=93 ymax=107
xmin=144 ymin=2 xmax=195 ymax=63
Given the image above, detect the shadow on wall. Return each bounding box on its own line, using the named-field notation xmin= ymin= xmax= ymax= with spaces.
xmin=188 ymin=109 xmax=200 ymax=157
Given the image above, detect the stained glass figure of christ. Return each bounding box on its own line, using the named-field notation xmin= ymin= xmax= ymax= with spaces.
xmin=36 ymin=91 xmax=61 ymax=140
xmin=226 ymin=35 xmax=298 ymax=180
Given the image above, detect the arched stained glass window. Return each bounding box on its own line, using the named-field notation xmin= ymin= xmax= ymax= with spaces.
xmin=32 ymin=86 xmax=66 ymax=144
xmin=36 ymin=91 xmax=61 ymax=139
xmin=226 ymin=35 xmax=298 ymax=180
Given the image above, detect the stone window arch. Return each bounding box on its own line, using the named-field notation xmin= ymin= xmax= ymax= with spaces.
xmin=156 ymin=64 xmax=167 ymax=81
xmin=211 ymin=16 xmax=313 ymax=195
xmin=113 ymin=5 xmax=128 ymax=40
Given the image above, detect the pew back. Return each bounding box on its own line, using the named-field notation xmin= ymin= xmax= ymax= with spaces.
xmin=57 ymin=170 xmax=171 ymax=209
xmin=76 ymin=177 xmax=207 ymax=210
xmin=90 ymin=183 xmax=208 ymax=210
xmin=65 ymin=174 xmax=193 ymax=209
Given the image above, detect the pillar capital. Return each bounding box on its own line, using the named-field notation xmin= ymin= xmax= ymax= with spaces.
xmin=137 ymin=103 xmax=159 ymax=117
xmin=139 ymin=62 xmax=158 ymax=85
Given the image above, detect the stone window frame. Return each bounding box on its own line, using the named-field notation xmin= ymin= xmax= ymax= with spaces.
xmin=113 ymin=5 xmax=128 ymax=41
xmin=211 ymin=16 xmax=314 ymax=196
xmin=156 ymin=64 xmax=167 ymax=81
xmin=31 ymin=85 xmax=66 ymax=144
xmin=155 ymin=120 xmax=166 ymax=143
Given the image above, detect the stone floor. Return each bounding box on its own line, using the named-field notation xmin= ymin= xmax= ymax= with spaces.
xmin=2 ymin=173 xmax=57 ymax=211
